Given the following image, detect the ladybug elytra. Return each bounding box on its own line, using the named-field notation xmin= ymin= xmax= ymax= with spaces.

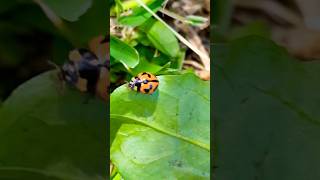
xmin=129 ymin=72 xmax=159 ymax=94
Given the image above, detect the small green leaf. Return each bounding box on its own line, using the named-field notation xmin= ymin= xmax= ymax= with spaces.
xmin=110 ymin=35 xmax=139 ymax=68
xmin=118 ymin=0 xmax=165 ymax=27
xmin=145 ymin=20 xmax=180 ymax=57
xmin=110 ymin=73 xmax=210 ymax=179
xmin=186 ymin=15 xmax=208 ymax=27
xmin=170 ymin=49 xmax=186 ymax=70
xmin=42 ymin=0 xmax=92 ymax=22
xmin=62 ymin=0 xmax=108 ymax=45
xmin=130 ymin=57 xmax=164 ymax=75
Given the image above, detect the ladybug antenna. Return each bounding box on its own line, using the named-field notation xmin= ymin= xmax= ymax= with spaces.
xmin=47 ymin=60 xmax=61 ymax=71
xmin=47 ymin=60 xmax=65 ymax=79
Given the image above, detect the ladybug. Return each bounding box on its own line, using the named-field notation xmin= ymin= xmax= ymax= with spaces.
xmin=58 ymin=36 xmax=109 ymax=101
xmin=62 ymin=48 xmax=105 ymax=92
xmin=129 ymin=72 xmax=159 ymax=94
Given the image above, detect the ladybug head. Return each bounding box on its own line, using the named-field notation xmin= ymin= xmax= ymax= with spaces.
xmin=128 ymin=77 xmax=142 ymax=90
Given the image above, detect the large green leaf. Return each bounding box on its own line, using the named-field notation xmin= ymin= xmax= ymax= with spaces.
xmin=213 ymin=36 xmax=320 ymax=180
xmin=110 ymin=73 xmax=210 ymax=179
xmin=0 ymin=71 xmax=107 ymax=179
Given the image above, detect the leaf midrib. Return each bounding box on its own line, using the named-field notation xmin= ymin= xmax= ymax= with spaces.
xmin=110 ymin=114 xmax=210 ymax=151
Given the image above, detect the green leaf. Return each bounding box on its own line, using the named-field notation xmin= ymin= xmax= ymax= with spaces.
xmin=42 ymin=0 xmax=92 ymax=22
xmin=145 ymin=20 xmax=180 ymax=57
xmin=214 ymin=36 xmax=320 ymax=180
xmin=186 ymin=15 xmax=208 ymax=27
xmin=130 ymin=57 xmax=164 ymax=75
xmin=0 ymin=71 xmax=107 ymax=179
xmin=110 ymin=73 xmax=210 ymax=179
xmin=170 ymin=49 xmax=186 ymax=70
xmin=63 ymin=0 xmax=108 ymax=45
xmin=118 ymin=0 xmax=165 ymax=27
xmin=0 ymin=162 xmax=105 ymax=180
xmin=110 ymin=35 xmax=139 ymax=68
xmin=229 ymin=21 xmax=271 ymax=40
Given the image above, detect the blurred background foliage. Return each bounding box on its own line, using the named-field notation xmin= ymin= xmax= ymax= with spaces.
xmin=213 ymin=0 xmax=320 ymax=60
xmin=0 ymin=1 xmax=108 ymax=179
xmin=0 ymin=0 xmax=107 ymax=103
xmin=213 ymin=0 xmax=320 ymax=179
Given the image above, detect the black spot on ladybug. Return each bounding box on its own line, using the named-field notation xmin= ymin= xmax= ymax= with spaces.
xmin=79 ymin=67 xmax=99 ymax=92
xmin=78 ymin=48 xmax=98 ymax=61
xmin=142 ymin=72 xmax=151 ymax=78
xmin=144 ymin=84 xmax=153 ymax=93
xmin=150 ymin=79 xmax=159 ymax=82
xmin=144 ymin=88 xmax=150 ymax=93
xmin=78 ymin=48 xmax=88 ymax=54
xmin=136 ymin=83 xmax=141 ymax=92
xmin=154 ymin=84 xmax=158 ymax=91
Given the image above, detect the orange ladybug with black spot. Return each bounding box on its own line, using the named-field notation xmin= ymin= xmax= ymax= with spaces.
xmin=57 ymin=35 xmax=109 ymax=101
xmin=129 ymin=72 xmax=159 ymax=94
